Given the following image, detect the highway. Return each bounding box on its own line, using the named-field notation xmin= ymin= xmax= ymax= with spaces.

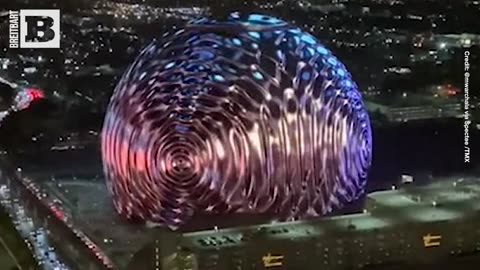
xmin=0 ymin=179 xmax=70 ymax=270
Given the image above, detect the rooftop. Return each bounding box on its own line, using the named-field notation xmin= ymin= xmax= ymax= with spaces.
xmin=18 ymin=162 xmax=480 ymax=263
xmin=180 ymin=177 xmax=480 ymax=250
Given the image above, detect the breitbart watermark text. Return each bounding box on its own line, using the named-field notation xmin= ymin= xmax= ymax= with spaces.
xmin=9 ymin=9 xmax=60 ymax=48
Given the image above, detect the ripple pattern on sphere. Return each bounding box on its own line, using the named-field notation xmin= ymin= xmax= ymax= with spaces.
xmin=101 ymin=13 xmax=373 ymax=228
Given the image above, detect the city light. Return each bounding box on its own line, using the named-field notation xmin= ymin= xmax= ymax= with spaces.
xmin=0 ymin=0 xmax=478 ymax=269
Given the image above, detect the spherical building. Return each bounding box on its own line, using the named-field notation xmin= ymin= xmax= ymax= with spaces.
xmin=101 ymin=13 xmax=372 ymax=229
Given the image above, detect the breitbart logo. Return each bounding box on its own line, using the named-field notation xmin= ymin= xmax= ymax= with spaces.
xmin=9 ymin=9 xmax=60 ymax=48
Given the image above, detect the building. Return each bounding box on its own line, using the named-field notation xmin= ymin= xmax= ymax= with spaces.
xmin=2 ymin=157 xmax=480 ymax=269
xmin=176 ymin=177 xmax=480 ymax=269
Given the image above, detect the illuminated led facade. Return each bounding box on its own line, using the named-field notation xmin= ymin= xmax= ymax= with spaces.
xmin=101 ymin=13 xmax=372 ymax=228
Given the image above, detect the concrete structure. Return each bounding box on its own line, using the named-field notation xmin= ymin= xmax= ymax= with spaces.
xmin=2 ymin=157 xmax=480 ymax=269
xmin=387 ymin=103 xmax=463 ymax=122
xmin=178 ymin=177 xmax=480 ymax=269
